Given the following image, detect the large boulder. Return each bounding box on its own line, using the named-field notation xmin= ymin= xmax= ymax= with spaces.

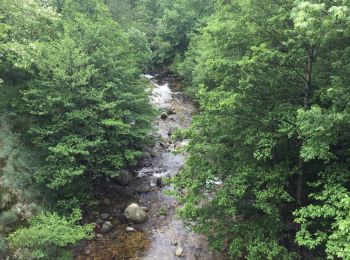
xmin=115 ymin=170 xmax=134 ymax=186
xmin=124 ymin=203 xmax=148 ymax=224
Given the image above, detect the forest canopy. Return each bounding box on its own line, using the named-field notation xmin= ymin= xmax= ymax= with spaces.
xmin=1 ymin=0 xmax=350 ymax=259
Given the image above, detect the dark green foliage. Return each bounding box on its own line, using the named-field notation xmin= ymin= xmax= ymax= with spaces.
xmin=152 ymin=0 xmax=215 ymax=65
xmin=1 ymin=0 xmax=154 ymax=192
xmin=2 ymin=0 xmax=350 ymax=259
xmin=0 ymin=1 xmax=154 ymax=258
xmin=112 ymin=0 xmax=216 ymax=66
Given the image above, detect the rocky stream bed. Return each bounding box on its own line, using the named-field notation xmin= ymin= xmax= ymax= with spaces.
xmin=74 ymin=74 xmax=224 ymax=260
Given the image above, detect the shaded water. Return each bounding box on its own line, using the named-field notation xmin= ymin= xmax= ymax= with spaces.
xmin=74 ymin=74 xmax=224 ymax=260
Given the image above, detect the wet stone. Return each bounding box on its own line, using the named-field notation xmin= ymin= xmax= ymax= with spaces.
xmin=161 ymin=112 xmax=168 ymax=120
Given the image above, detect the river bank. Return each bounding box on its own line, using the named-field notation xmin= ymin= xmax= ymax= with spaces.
xmin=74 ymin=73 xmax=223 ymax=260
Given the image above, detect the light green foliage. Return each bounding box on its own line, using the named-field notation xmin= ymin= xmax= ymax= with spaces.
xmin=297 ymin=106 xmax=341 ymax=161
xmin=294 ymin=164 xmax=350 ymax=259
xmin=295 ymin=184 xmax=350 ymax=259
xmin=9 ymin=209 xmax=94 ymax=259
xmin=173 ymin=0 xmax=350 ymax=258
xmin=2 ymin=0 xmax=350 ymax=259
xmin=0 ymin=0 xmax=60 ymax=116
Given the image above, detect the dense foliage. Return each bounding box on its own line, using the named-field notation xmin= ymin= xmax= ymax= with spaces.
xmin=9 ymin=209 xmax=93 ymax=259
xmin=0 ymin=0 xmax=153 ymax=258
xmin=1 ymin=0 xmax=153 ymax=195
xmin=172 ymin=0 xmax=350 ymax=259
xmin=1 ymin=0 xmax=350 ymax=259
xmin=24 ymin=2 xmax=153 ymax=190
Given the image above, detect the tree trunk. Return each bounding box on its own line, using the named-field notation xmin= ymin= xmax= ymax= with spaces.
xmin=296 ymin=45 xmax=314 ymax=206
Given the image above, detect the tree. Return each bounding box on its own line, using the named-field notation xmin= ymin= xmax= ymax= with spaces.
xmin=9 ymin=209 xmax=94 ymax=259
xmin=0 ymin=0 xmax=60 ymax=119
xmin=23 ymin=1 xmax=153 ymax=193
xmin=292 ymin=1 xmax=350 ymax=258
xmin=173 ymin=0 xmax=350 ymax=258
xmin=149 ymin=0 xmax=215 ymax=65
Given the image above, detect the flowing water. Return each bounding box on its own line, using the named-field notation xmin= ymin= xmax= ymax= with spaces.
xmin=74 ymin=74 xmax=224 ymax=260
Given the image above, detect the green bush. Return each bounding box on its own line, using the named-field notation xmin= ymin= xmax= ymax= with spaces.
xmin=9 ymin=209 xmax=94 ymax=260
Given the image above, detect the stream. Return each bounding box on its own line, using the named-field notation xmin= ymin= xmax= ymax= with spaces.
xmin=74 ymin=74 xmax=223 ymax=260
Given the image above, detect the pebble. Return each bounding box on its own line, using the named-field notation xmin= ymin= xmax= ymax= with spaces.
xmin=126 ymin=227 xmax=135 ymax=232
xmin=175 ymin=247 xmax=183 ymax=257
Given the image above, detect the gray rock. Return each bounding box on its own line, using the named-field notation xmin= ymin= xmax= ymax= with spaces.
xmin=135 ymin=176 xmax=164 ymax=190
xmin=150 ymin=176 xmax=159 ymax=187
xmin=96 ymin=234 xmax=104 ymax=239
xmin=133 ymin=177 xmax=152 ymax=192
xmin=116 ymin=170 xmax=134 ymax=186
xmin=175 ymin=247 xmax=183 ymax=257
xmin=101 ymin=221 xmax=113 ymax=233
xmin=124 ymin=203 xmax=148 ymax=224
xmin=100 ymin=213 xmax=110 ymax=220
xmin=161 ymin=112 xmax=168 ymax=120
